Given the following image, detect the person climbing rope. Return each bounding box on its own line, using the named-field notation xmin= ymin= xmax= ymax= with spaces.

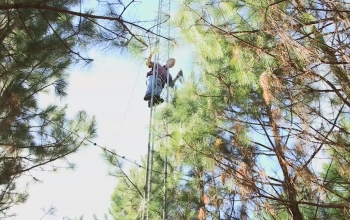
xmin=144 ymin=52 xmax=183 ymax=107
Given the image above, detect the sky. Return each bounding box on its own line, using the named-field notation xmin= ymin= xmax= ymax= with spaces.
xmin=10 ymin=49 xmax=190 ymax=220
xmin=8 ymin=1 xmax=191 ymax=219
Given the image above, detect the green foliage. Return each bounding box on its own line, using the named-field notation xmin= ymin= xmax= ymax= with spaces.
xmin=106 ymin=149 xmax=197 ymax=220
xmin=301 ymin=13 xmax=316 ymax=23
xmin=0 ymin=0 xmax=102 ymax=217
xmin=109 ymin=0 xmax=350 ymax=219
xmin=160 ymin=0 xmax=350 ymax=219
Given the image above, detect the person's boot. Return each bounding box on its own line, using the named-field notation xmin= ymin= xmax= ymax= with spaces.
xmin=148 ymin=99 xmax=160 ymax=108
xmin=154 ymin=95 xmax=164 ymax=103
xmin=144 ymin=93 xmax=152 ymax=101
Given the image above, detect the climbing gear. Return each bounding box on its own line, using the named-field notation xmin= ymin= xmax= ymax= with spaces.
xmin=144 ymin=94 xmax=152 ymax=101
xmin=148 ymin=96 xmax=164 ymax=108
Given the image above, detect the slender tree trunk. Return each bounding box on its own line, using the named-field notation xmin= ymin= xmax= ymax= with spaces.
xmin=197 ymin=167 xmax=206 ymax=220
xmin=266 ymin=104 xmax=304 ymax=220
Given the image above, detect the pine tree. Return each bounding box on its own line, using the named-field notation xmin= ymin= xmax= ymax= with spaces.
xmin=0 ymin=0 xmax=158 ymax=59
xmin=106 ymin=144 xmax=203 ymax=220
xmin=152 ymin=0 xmax=350 ymax=219
xmin=0 ymin=0 xmax=105 ymax=217
xmin=108 ymin=0 xmax=350 ymax=219
xmin=0 ymin=0 xmax=169 ymax=216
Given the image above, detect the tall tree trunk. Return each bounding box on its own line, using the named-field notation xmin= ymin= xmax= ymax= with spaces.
xmin=266 ymin=104 xmax=304 ymax=220
xmin=197 ymin=167 xmax=206 ymax=220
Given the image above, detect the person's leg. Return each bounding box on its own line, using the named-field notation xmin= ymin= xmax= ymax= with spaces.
xmin=144 ymin=75 xmax=154 ymax=101
xmin=154 ymin=78 xmax=164 ymax=102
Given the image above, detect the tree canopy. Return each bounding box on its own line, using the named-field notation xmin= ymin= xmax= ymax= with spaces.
xmin=110 ymin=0 xmax=350 ymax=219
xmin=0 ymin=0 xmax=161 ymax=217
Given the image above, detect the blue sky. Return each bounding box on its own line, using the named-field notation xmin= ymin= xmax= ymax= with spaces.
xmin=8 ymin=1 xmax=192 ymax=219
xmin=10 ymin=48 xmax=190 ymax=220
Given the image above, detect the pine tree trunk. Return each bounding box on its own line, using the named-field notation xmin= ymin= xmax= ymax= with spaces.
xmin=266 ymin=104 xmax=304 ymax=220
xmin=197 ymin=168 xmax=206 ymax=220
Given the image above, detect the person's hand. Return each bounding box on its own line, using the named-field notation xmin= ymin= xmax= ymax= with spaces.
xmin=147 ymin=61 xmax=154 ymax=68
xmin=146 ymin=50 xmax=156 ymax=67
xmin=177 ymin=69 xmax=183 ymax=77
